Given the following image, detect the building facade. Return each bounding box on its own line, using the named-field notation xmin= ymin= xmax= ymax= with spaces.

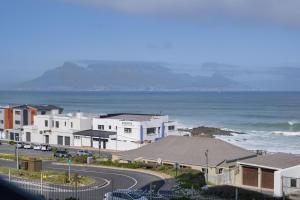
xmin=22 ymin=112 xmax=92 ymax=146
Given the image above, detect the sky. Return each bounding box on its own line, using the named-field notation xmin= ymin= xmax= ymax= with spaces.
xmin=1 ymin=0 xmax=300 ymax=87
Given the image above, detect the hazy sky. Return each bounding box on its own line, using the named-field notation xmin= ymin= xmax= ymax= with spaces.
xmin=1 ymin=0 xmax=300 ymax=84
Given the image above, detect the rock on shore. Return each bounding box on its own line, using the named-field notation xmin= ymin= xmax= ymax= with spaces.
xmin=179 ymin=126 xmax=244 ymax=138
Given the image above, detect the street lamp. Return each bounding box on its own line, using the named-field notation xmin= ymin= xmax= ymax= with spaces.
xmin=205 ymin=149 xmax=208 ymax=182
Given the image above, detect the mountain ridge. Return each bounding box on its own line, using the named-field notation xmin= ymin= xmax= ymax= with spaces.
xmin=16 ymin=61 xmax=247 ymax=91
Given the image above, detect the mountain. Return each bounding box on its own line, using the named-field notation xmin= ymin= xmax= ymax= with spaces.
xmin=17 ymin=61 xmax=247 ymax=91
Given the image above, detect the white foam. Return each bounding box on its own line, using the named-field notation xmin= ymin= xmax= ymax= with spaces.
xmin=273 ymin=131 xmax=300 ymax=136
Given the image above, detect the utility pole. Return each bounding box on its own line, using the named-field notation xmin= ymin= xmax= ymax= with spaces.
xmin=98 ymin=139 xmax=101 ymax=158
xmin=16 ymin=141 xmax=19 ymax=170
xmin=205 ymin=149 xmax=208 ymax=183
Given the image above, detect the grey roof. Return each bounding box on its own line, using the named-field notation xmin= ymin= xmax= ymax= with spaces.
xmin=100 ymin=113 xmax=163 ymax=122
xmin=239 ymin=153 xmax=300 ymax=169
xmin=73 ymin=129 xmax=116 ymax=138
xmin=118 ymin=136 xmax=256 ymax=167
xmin=12 ymin=104 xmax=63 ymax=111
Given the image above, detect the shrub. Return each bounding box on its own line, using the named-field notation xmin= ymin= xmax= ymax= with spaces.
xmin=72 ymin=155 xmax=88 ymax=164
xmin=9 ymin=141 xmax=16 ymax=145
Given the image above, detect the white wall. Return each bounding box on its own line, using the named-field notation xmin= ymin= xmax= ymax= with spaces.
xmin=106 ymin=139 xmax=144 ymax=151
xmin=274 ymin=165 xmax=300 ymax=197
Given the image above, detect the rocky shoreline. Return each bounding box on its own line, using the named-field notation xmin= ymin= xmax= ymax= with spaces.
xmin=179 ymin=126 xmax=245 ymax=138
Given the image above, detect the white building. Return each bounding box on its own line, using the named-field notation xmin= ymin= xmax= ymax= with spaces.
xmin=22 ymin=111 xmax=92 ymax=146
xmin=86 ymin=113 xmax=178 ymax=151
xmin=236 ymin=153 xmax=300 ymax=198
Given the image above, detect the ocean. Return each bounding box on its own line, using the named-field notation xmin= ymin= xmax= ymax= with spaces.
xmin=0 ymin=91 xmax=299 ymax=153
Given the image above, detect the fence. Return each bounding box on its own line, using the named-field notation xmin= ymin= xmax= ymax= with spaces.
xmin=3 ymin=171 xmax=106 ymax=200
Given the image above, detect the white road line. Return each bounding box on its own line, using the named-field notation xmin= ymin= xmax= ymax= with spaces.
xmin=47 ymin=166 xmax=138 ymax=189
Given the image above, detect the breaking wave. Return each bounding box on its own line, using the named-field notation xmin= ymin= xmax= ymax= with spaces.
xmin=272 ymin=131 xmax=300 ymax=137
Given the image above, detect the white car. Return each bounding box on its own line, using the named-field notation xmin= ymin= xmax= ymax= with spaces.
xmin=24 ymin=144 xmax=33 ymax=149
xmin=104 ymin=190 xmax=148 ymax=200
xmin=33 ymin=144 xmax=42 ymax=150
xmin=41 ymin=144 xmax=51 ymax=151
xmin=16 ymin=142 xmax=24 ymax=149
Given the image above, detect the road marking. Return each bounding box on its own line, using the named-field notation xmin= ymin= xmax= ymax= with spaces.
xmin=47 ymin=166 xmax=138 ymax=189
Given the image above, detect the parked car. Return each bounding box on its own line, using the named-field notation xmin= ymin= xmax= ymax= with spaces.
xmin=76 ymin=150 xmax=93 ymax=157
xmin=23 ymin=143 xmax=33 ymax=149
xmin=33 ymin=144 xmax=42 ymax=150
xmin=104 ymin=190 xmax=148 ymax=200
xmin=54 ymin=150 xmax=71 ymax=158
xmin=16 ymin=142 xmax=24 ymax=149
xmin=41 ymin=144 xmax=52 ymax=151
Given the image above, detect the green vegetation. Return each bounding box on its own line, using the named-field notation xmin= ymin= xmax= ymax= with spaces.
xmin=0 ymin=153 xmax=54 ymax=161
xmin=9 ymin=141 xmax=16 ymax=145
xmin=176 ymin=172 xmax=206 ymax=189
xmin=0 ymin=166 xmax=94 ymax=186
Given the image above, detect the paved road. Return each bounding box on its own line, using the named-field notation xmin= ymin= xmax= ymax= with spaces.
xmin=0 ymin=159 xmax=164 ymax=200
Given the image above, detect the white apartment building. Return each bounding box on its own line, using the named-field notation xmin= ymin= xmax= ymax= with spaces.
xmin=22 ymin=111 xmax=92 ymax=146
xmin=85 ymin=113 xmax=178 ymax=151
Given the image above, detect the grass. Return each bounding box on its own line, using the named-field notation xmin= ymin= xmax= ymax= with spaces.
xmin=0 ymin=153 xmax=54 ymax=161
xmin=0 ymin=166 xmax=95 ymax=186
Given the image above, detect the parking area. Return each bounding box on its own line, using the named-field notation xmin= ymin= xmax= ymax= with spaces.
xmin=0 ymin=142 xmax=112 ymax=159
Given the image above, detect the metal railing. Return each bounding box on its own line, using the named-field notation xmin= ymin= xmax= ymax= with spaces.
xmin=3 ymin=172 xmax=105 ymax=200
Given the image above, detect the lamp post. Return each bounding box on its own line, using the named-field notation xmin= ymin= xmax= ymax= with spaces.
xmin=205 ymin=149 xmax=208 ymax=182
xmin=16 ymin=141 xmax=19 ymax=170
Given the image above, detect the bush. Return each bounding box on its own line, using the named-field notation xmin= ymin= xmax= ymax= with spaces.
xmin=177 ymin=172 xmax=206 ymax=189
xmin=51 ymin=147 xmax=58 ymax=153
xmin=72 ymin=155 xmax=88 ymax=164
xmin=9 ymin=141 xmax=16 ymax=145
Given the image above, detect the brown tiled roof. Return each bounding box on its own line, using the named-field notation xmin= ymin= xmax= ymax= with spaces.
xmin=118 ymin=136 xmax=256 ymax=167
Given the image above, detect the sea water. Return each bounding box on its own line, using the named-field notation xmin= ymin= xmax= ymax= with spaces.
xmin=0 ymin=91 xmax=299 ymax=153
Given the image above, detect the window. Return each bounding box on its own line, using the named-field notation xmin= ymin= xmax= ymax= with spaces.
xmin=98 ymin=125 xmax=104 ymax=130
xmin=116 ymin=126 xmax=117 ymax=130
xmin=15 ymin=111 xmax=21 ymax=115
xmin=26 ymin=132 xmax=31 ymax=142
xmin=57 ymin=136 xmax=63 ymax=145
xmin=64 ymin=121 xmax=67 ymax=127
xmin=291 ymin=179 xmax=297 ymax=188
xmin=124 ymin=128 xmax=132 ymax=133
xmin=55 ymin=121 xmax=59 ymax=128
xmin=71 ymin=122 xmax=73 ymax=128
xmin=74 ymin=136 xmax=80 ymax=139
xmin=15 ymin=120 xmax=20 ymax=125
xmin=218 ymin=168 xmax=223 ymax=174
xmin=65 ymin=136 xmax=70 ymax=146
xmin=202 ymin=168 xmax=208 ymax=173
xmin=45 ymin=120 xmax=48 ymax=127
xmin=109 ymin=125 xmax=111 ymax=130
xmin=52 ymin=120 xmax=54 ymax=127
xmin=147 ymin=128 xmax=156 ymax=135
xmin=168 ymin=126 xmax=175 ymax=131
xmin=0 ymin=120 xmax=3 ymax=124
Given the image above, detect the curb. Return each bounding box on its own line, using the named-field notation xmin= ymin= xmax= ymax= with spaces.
xmin=52 ymin=162 xmax=172 ymax=180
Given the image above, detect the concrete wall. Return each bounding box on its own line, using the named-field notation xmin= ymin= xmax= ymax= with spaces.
xmin=0 ymin=108 xmax=4 ymax=130
xmin=274 ymin=165 xmax=300 ymax=197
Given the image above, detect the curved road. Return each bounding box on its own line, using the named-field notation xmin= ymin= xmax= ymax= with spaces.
xmin=0 ymin=159 xmax=164 ymax=200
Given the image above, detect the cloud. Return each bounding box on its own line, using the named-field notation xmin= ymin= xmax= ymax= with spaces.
xmin=62 ymin=0 xmax=300 ymax=26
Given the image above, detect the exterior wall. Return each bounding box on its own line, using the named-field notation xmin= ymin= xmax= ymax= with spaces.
xmin=22 ymin=112 xmax=92 ymax=146
xmin=13 ymin=108 xmax=23 ymax=130
xmin=0 ymin=108 xmax=4 ymax=130
xmin=106 ymin=139 xmax=144 ymax=151
xmin=92 ymin=115 xmax=178 ymax=144
xmin=274 ymin=165 xmax=300 ymax=197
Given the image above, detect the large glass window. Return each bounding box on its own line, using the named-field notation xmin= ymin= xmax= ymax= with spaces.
xmin=124 ymin=128 xmax=132 ymax=133
xmin=98 ymin=125 xmax=104 ymax=130
xmin=147 ymin=128 xmax=156 ymax=135
xmin=45 ymin=120 xmax=48 ymax=127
